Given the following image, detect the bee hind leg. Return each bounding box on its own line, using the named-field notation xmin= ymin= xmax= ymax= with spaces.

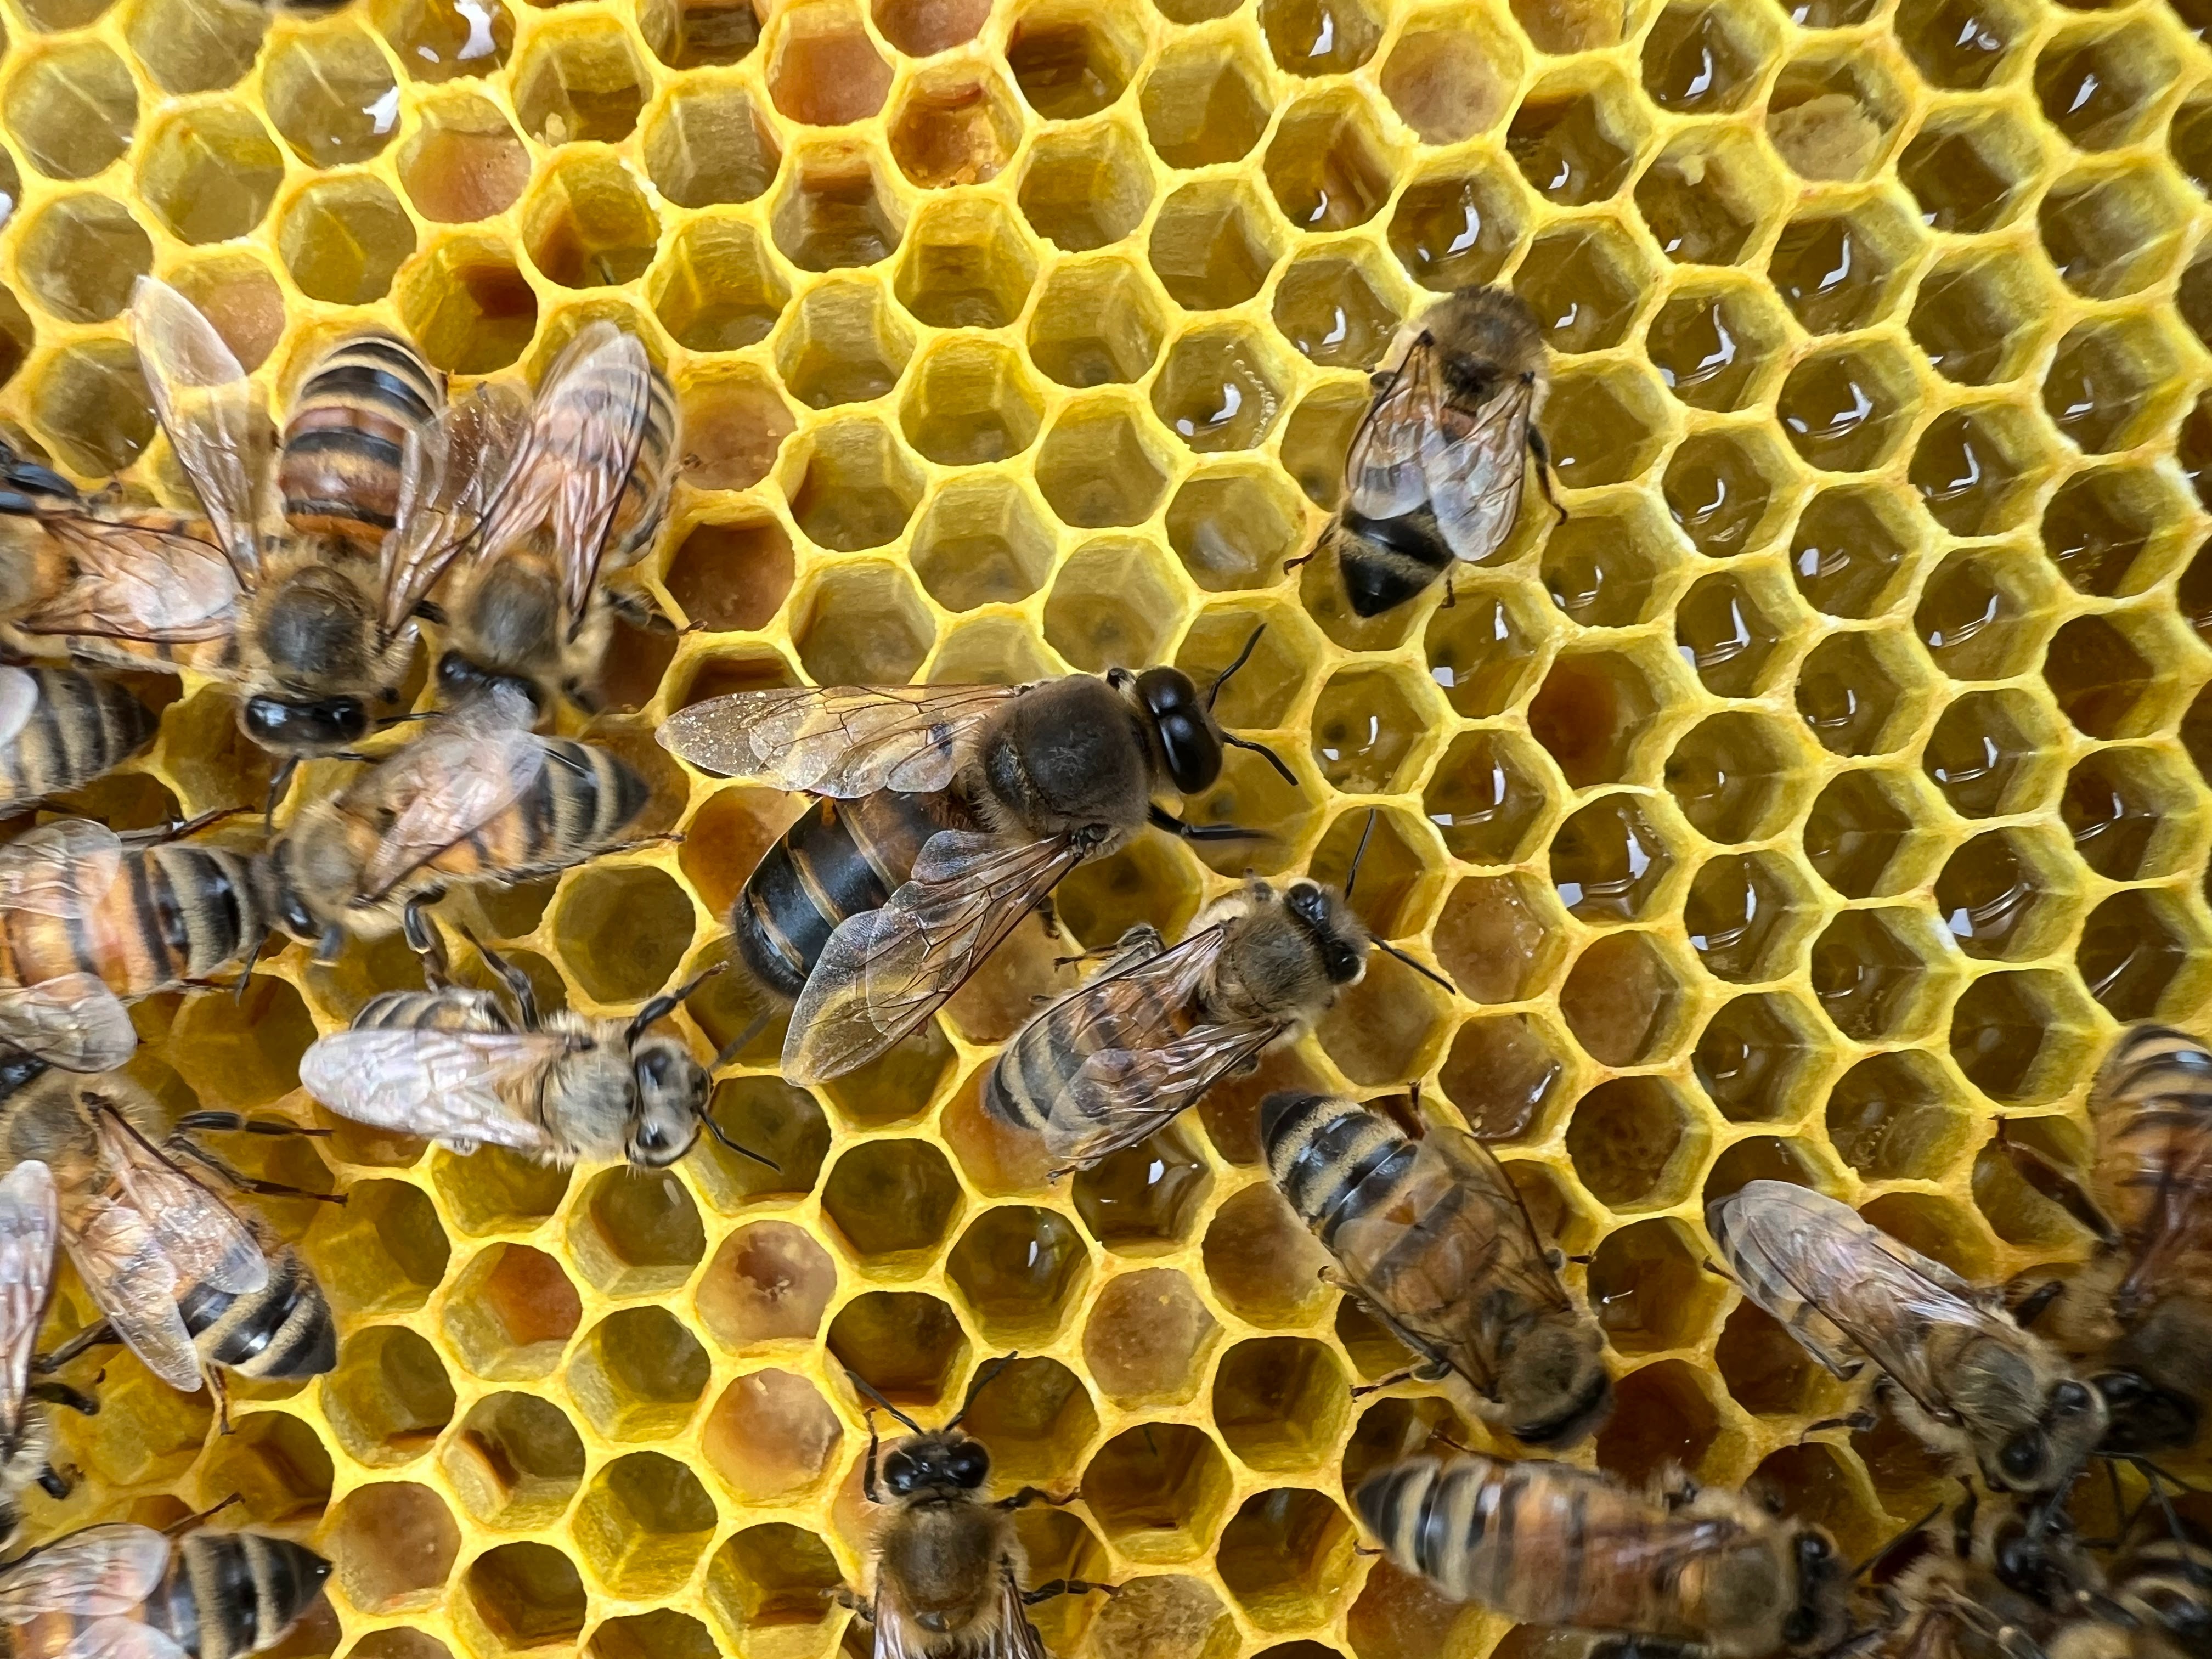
xmin=26 ymin=1381 xmax=98 ymax=1415
xmin=161 ymin=1135 xmax=345 ymax=1206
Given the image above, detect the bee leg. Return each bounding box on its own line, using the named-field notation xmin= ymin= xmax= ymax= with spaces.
xmin=470 ymin=938 xmax=542 ymax=1030
xmin=1147 ymin=805 xmax=1269 ymax=843
xmin=119 ymin=806 xmax=246 ymax=848
xmin=994 ymin=1487 xmax=1077 ymax=1511
xmin=402 ymin=903 xmax=453 ymax=989
xmin=1799 ymin=1410 xmax=1881 ymax=1442
xmin=26 ymin=1381 xmax=98 ymax=1415
xmin=173 ymin=1111 xmax=331 ymax=1140
xmin=862 ymin=1409 xmax=882 ymax=1504
xmin=1525 ymin=426 xmax=1568 ymax=528
xmin=165 ymin=1494 xmax=239 ymax=1535
xmin=35 ymin=1465 xmax=70 ymax=1500
xmin=1019 ymin=1580 xmax=1117 ymax=1606
xmin=2012 ymin=1279 xmax=2066 ymax=1330
xmin=162 ymin=1135 xmax=345 ymax=1205
xmin=1350 ymin=1362 xmax=1452 ymax=1400
xmin=832 ymin=1589 xmax=872 ymax=1617
xmin=32 ymin=1322 xmax=117 ymax=1373
xmin=208 ymin=1371 xmax=232 ymax=1436
xmin=1032 ymin=894 xmax=1063 ymax=942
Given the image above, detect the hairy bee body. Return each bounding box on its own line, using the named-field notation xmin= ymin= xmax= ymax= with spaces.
xmin=0 ymin=839 xmax=265 ymax=1004
xmin=0 ymin=498 xmax=238 ymax=680
xmin=0 ymin=668 xmax=161 ymax=813
xmin=3 ymin=1528 xmax=331 ymax=1659
xmin=1357 ymin=1456 xmax=1848 ymax=1659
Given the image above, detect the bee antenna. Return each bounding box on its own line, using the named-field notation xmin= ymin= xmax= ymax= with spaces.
xmin=1221 ymin=731 xmax=1297 ymax=788
xmin=1374 ymin=939 xmax=1456 ymax=996
xmin=1207 ymin=624 xmax=1267 ymax=712
xmin=947 ymin=1352 xmax=1019 ymax=1432
xmin=698 ymin=1110 xmax=779 ymax=1171
xmin=845 ymin=1370 xmax=923 ymax=1434
xmin=624 ymin=962 xmax=727 ymax=1046
xmin=1343 ymin=808 xmax=1380 ymax=903
xmin=262 ymin=757 xmax=298 ymax=834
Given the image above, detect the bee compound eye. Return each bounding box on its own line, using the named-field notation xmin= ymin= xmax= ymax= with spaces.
xmin=1783 ymin=1613 xmax=1815 ymax=1647
xmin=1999 ymin=1434 xmax=2042 ymax=1482
xmin=2052 ymin=1381 xmax=2091 ymax=1415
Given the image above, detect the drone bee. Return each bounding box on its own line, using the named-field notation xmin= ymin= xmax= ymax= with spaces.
xmin=1996 ymin=1025 xmax=2212 ymax=1455
xmin=0 ymin=815 xmax=270 ymax=1072
xmin=377 ymin=323 xmax=676 ymax=719
xmin=0 ymin=1519 xmax=330 ymax=1659
xmin=1709 ymin=1181 xmax=2107 ymax=1494
xmin=1356 ymin=1455 xmax=1850 ymax=1658
xmin=299 ymin=927 xmax=766 ymax=1171
xmin=266 ymin=689 xmax=650 ymax=961
xmin=0 ymin=1161 xmax=95 ymax=1553
xmin=847 ymin=1355 xmax=1111 ymax=1659
xmin=3 ymin=1070 xmax=336 ymax=1412
xmin=1262 ymin=1088 xmax=1612 ymax=1448
xmin=1306 ymin=286 xmax=1564 ymax=618
xmin=0 ymin=666 xmax=161 ymax=815
xmin=656 ymin=630 xmax=1295 ymax=1083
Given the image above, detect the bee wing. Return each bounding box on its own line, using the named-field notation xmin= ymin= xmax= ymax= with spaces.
xmin=88 ymin=1107 xmax=266 ymax=1297
xmin=0 ymin=668 xmax=36 ymax=752
xmin=66 ymin=1617 xmax=192 ymax=1659
xmin=1708 ymin=1181 xmax=2001 ymax=1419
xmin=17 ymin=518 xmax=241 ymax=645
xmin=0 ymin=1523 xmax=173 ymax=1619
xmin=977 ymin=1569 xmax=1052 ymax=1659
xmin=57 ymin=1194 xmax=198 ymax=1391
xmin=0 ymin=977 xmax=136 ymax=1073
xmin=299 ymin=1026 xmax=567 ymax=1155
xmin=1424 ymin=375 xmax=1533 ymax=566
xmin=785 ymin=829 xmax=1085 ymax=1084
xmin=0 ymin=819 xmax=122 ymax=913
xmin=353 ymin=713 xmax=550 ymax=901
xmin=0 ymin=1161 xmax=57 ymax=1438
xmin=656 ymin=683 xmax=1026 ymax=795
xmin=1344 ymin=345 xmax=1439 ymax=522
xmin=377 ymin=381 xmax=531 ymax=641
xmin=1059 ymin=1017 xmax=1283 ymax=1167
xmin=127 ymin=279 xmax=267 ymax=582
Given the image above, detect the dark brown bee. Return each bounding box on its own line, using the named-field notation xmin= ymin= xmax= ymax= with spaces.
xmin=1356 ymin=1455 xmax=1850 ymax=1658
xmin=1262 ymin=1089 xmax=1612 ymax=1448
xmin=656 ymin=630 xmax=1294 ymax=1084
xmin=1709 ymin=1180 xmax=2106 ymax=1494
xmin=0 ymin=667 xmax=161 ymax=815
xmin=1309 ymin=286 xmax=1563 ymax=618
xmin=0 ymin=1519 xmax=330 ymax=1659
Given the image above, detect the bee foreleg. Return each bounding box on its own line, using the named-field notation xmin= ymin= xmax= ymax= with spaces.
xmin=26 ymin=1381 xmax=98 ymax=1415
xmin=1349 ymin=1362 xmax=1453 ymax=1400
xmin=993 ymin=1487 xmax=1076 ymax=1511
xmin=162 ymin=1136 xmax=345 ymax=1206
xmin=34 ymin=1464 xmax=70 ymax=1499
xmin=118 ymin=806 xmax=246 ymax=848
xmin=1019 ymin=1579 xmax=1117 ymax=1606
xmin=1525 ymin=427 xmax=1568 ymax=527
xmin=1147 ymin=805 xmax=1268 ymax=844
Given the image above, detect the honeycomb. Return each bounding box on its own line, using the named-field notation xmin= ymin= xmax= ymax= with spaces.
xmin=0 ymin=0 xmax=2205 ymax=1647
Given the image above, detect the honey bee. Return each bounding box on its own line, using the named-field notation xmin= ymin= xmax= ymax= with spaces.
xmin=0 ymin=1518 xmax=329 ymax=1659
xmin=1708 ymin=1180 xmax=2107 ymax=1494
xmin=656 ymin=630 xmax=1296 ymax=1083
xmin=266 ymin=689 xmax=650 ymax=961
xmin=1356 ymin=1454 xmax=1851 ymax=1658
xmin=0 ymin=1161 xmax=95 ymax=1553
xmin=0 ymin=815 xmax=270 ymax=1073
xmin=1308 ymin=286 xmax=1565 ymax=618
xmin=3 ymin=1070 xmax=337 ymax=1414
xmin=298 ymin=926 xmax=766 ymax=1171
xmin=0 ymin=667 xmax=161 ymax=815
xmin=1262 ymin=1088 xmax=1612 ymax=1448
xmin=375 ymin=323 xmax=676 ymax=719
xmin=846 ymin=1355 xmax=1111 ymax=1659
xmin=1996 ymin=1024 xmax=2212 ymax=1457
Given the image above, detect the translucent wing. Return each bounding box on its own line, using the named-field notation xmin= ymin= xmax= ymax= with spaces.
xmin=299 ymin=1026 xmax=567 ymax=1154
xmin=867 ymin=1560 xmax=1046 ymax=1659
xmin=1424 ymin=375 xmax=1533 ymax=565
xmin=975 ymin=1570 xmax=1053 ymax=1659
xmin=1060 ymin=1019 xmax=1282 ymax=1167
xmin=1344 ymin=342 xmax=1442 ymax=522
xmin=0 ymin=819 xmax=121 ymax=916
xmin=0 ymin=1160 xmax=58 ymax=1439
xmin=657 ymin=684 xmax=1026 ymax=794
xmin=0 ymin=1523 xmax=172 ymax=1620
xmin=16 ymin=517 xmax=241 ymax=644
xmin=377 ymin=381 xmax=531 ymax=641
xmin=351 ymin=698 xmax=550 ymax=900
xmin=128 ymin=279 xmax=266 ymax=580
xmin=0 ymin=668 xmax=36 ymax=752
xmin=1709 ymin=1180 xmax=2000 ymax=1420
xmin=786 ymin=830 xmax=1085 ymax=1084
xmin=57 ymin=1194 xmax=196 ymax=1391
xmin=88 ymin=1106 xmax=265 ymax=1296
xmin=67 ymin=1617 xmax=193 ymax=1659
xmin=0 ymin=977 xmax=137 ymax=1073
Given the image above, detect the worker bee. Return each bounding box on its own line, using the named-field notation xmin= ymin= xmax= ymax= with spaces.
xmin=1262 ymin=1088 xmax=1612 ymax=1448
xmin=1356 ymin=1454 xmax=1851 ymax=1658
xmin=846 ymin=1355 xmax=1111 ymax=1659
xmin=0 ymin=814 xmax=270 ymax=1073
xmin=1708 ymin=1180 xmax=2107 ymax=1494
xmin=299 ymin=926 xmax=766 ymax=1170
xmin=2 ymin=1070 xmax=336 ymax=1414
xmin=0 ymin=666 xmax=162 ymax=815
xmin=0 ymin=1518 xmax=330 ymax=1659
xmin=0 ymin=1161 xmax=95 ymax=1553
xmin=266 ymin=688 xmax=650 ymax=962
xmin=376 ymin=323 xmax=676 ymax=719
xmin=656 ymin=629 xmax=1296 ymax=1083
xmin=1307 ymin=286 xmax=1565 ymax=618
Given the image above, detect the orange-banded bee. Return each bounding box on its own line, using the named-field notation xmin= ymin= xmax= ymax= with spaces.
xmin=3 ymin=1070 xmax=336 ymax=1414
xmin=1709 ymin=1181 xmax=2107 ymax=1494
xmin=300 ymin=927 xmax=768 ymax=1171
xmin=0 ymin=815 xmax=269 ymax=1073
xmin=0 ymin=1161 xmax=97 ymax=1553
xmin=656 ymin=629 xmax=1297 ymax=1083
xmin=1998 ymin=1025 xmax=2212 ymax=1456
xmin=266 ymin=689 xmax=650 ymax=962
xmin=0 ymin=1519 xmax=330 ymax=1659
xmin=1307 ymin=286 xmax=1564 ymax=618
xmin=1263 ymin=1088 xmax=1612 ymax=1448
xmin=846 ymin=1355 xmax=1111 ymax=1659
xmin=0 ymin=667 xmax=161 ymax=815
xmin=1356 ymin=1455 xmax=1851 ymax=1659
xmin=376 ymin=323 xmax=676 ymax=719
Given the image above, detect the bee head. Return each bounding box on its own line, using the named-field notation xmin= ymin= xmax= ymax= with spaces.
xmin=1993 ymin=1377 xmax=2106 ymax=1491
xmin=241 ymin=693 xmax=371 ymax=755
xmin=882 ymin=1432 xmax=991 ymax=1497
xmin=1128 ymin=665 xmax=1222 ymax=794
xmin=2092 ymin=1368 xmax=2200 ymax=1454
xmin=1779 ymin=1528 xmax=1846 ymax=1652
xmin=438 ymin=650 xmax=546 ymax=719
xmin=627 ymin=1038 xmax=707 ymax=1168
xmin=1283 ymin=880 xmax=1369 ymax=985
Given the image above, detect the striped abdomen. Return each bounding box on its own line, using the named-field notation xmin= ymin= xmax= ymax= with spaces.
xmin=606 ymin=361 xmax=678 ymax=567
xmin=983 ymin=927 xmax=1176 ymax=1137
xmin=1262 ymin=1092 xmax=1420 ymax=1250
xmin=182 ymin=1243 xmax=336 ymax=1382
xmin=417 ymin=740 xmax=647 ymax=891
xmin=0 ymin=669 xmax=159 ymax=812
xmin=733 ymin=790 xmax=955 ymax=1001
xmin=8 ymin=1532 xmax=330 ymax=1659
xmin=0 ymin=843 xmax=265 ymax=997
xmin=2090 ymin=1024 xmax=2212 ymax=1249
xmin=352 ymin=986 xmax=511 ymax=1034
xmin=278 ymin=333 xmax=443 ymax=548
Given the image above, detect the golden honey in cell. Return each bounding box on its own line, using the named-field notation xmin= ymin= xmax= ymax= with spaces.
xmin=0 ymin=1520 xmax=330 ymax=1659
xmin=1262 ymin=1090 xmax=1612 ymax=1448
xmin=1709 ymin=1181 xmax=2106 ymax=1494
xmin=1357 ymin=1454 xmax=1851 ymax=1658
xmin=0 ymin=818 xmax=268 ymax=1074
xmin=657 ymin=639 xmax=1296 ymax=1083
xmin=0 ymin=668 xmax=160 ymax=816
